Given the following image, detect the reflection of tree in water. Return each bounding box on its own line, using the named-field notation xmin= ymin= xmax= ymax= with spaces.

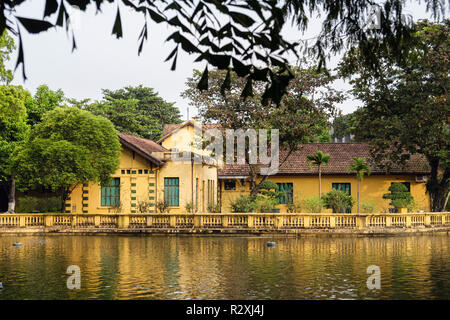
xmin=428 ymin=236 xmax=450 ymax=299
xmin=99 ymin=248 xmax=120 ymax=299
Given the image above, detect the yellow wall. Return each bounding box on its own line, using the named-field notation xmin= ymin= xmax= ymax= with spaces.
xmin=66 ymin=147 xmax=159 ymax=214
xmin=220 ymin=175 xmax=431 ymax=213
xmin=157 ymin=160 xmax=217 ymax=213
xmin=67 ymin=137 xmax=218 ymax=214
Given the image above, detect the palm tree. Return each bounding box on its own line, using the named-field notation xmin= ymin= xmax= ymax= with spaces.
xmin=347 ymin=157 xmax=371 ymax=213
xmin=306 ymin=150 xmax=331 ymax=200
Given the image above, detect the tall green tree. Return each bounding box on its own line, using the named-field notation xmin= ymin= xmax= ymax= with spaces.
xmin=347 ymin=157 xmax=371 ymax=213
xmin=13 ymin=107 xmax=121 ymax=211
xmin=3 ymin=1 xmax=446 ymax=103
xmin=182 ymin=67 xmax=342 ymax=195
xmin=306 ymin=150 xmax=331 ymax=200
xmin=85 ymin=86 xmax=181 ymax=140
xmin=0 ymin=85 xmax=31 ymax=212
xmin=339 ymin=20 xmax=449 ymax=212
xmin=0 ymin=30 xmax=14 ymax=84
xmin=26 ymin=84 xmax=65 ymax=126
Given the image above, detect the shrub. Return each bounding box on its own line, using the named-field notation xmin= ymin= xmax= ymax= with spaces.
xmin=137 ymin=200 xmax=150 ymax=213
xmin=321 ymin=189 xmax=354 ymax=213
xmin=257 ymin=180 xmax=279 ymax=200
xmin=207 ymin=203 xmax=221 ymax=213
xmin=16 ymin=196 xmax=62 ymax=213
xmin=230 ymin=195 xmax=256 ymax=213
xmin=156 ymin=200 xmax=170 ymax=213
xmin=286 ymin=201 xmax=302 ymax=213
xmin=407 ymin=199 xmax=418 ymax=213
xmin=302 ymin=196 xmax=322 ymax=213
xmin=253 ymin=196 xmax=277 ymax=213
xmin=382 ymin=183 xmax=414 ymax=210
xmin=360 ymin=200 xmax=376 ymax=213
xmin=185 ymin=201 xmax=193 ymax=213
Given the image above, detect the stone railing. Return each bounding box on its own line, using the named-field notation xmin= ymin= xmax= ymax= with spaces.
xmin=0 ymin=212 xmax=449 ymax=231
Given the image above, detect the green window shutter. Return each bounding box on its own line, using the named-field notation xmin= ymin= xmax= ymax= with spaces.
xmin=101 ymin=178 xmax=120 ymax=206
xmin=164 ymin=178 xmax=179 ymax=206
xmin=332 ymin=183 xmax=351 ymax=195
xmin=276 ymin=183 xmax=293 ymax=204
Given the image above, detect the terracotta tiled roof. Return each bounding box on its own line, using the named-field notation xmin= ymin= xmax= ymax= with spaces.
xmin=218 ymin=143 xmax=431 ymax=177
xmin=118 ymin=133 xmax=168 ymax=165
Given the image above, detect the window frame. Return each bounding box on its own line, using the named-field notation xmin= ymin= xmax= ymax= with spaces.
xmin=164 ymin=177 xmax=180 ymax=207
xmin=276 ymin=183 xmax=293 ymax=204
xmin=101 ymin=178 xmax=120 ymax=207
xmin=224 ymin=180 xmax=236 ymax=191
xmin=332 ymin=183 xmax=351 ymax=195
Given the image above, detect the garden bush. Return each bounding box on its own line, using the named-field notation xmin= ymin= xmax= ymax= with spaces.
xmin=16 ymin=196 xmax=62 ymax=213
xmin=230 ymin=195 xmax=256 ymax=213
xmin=321 ymin=189 xmax=354 ymax=213
xmin=360 ymin=200 xmax=376 ymax=213
xmin=382 ymin=183 xmax=414 ymax=210
xmin=302 ymin=196 xmax=322 ymax=213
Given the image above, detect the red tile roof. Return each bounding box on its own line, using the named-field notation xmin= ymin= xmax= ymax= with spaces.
xmin=218 ymin=143 xmax=430 ymax=177
xmin=118 ymin=133 xmax=167 ymax=165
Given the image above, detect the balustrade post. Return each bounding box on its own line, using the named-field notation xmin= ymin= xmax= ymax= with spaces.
xmin=424 ymin=214 xmax=431 ymax=226
xmin=304 ymin=216 xmax=310 ymax=228
xmin=94 ymin=215 xmax=101 ymax=227
xmin=222 ymin=215 xmax=229 ymax=227
xmin=169 ymin=215 xmax=176 ymax=228
xmin=247 ymin=215 xmax=254 ymax=228
xmin=193 ymin=214 xmax=201 ymax=228
xmin=118 ymin=215 xmax=129 ymax=229
xmin=356 ymin=214 xmax=367 ymax=229
xmin=329 ymin=216 xmax=336 ymax=228
xmin=146 ymin=215 xmax=153 ymax=227
xmin=405 ymin=215 xmax=412 ymax=228
xmin=19 ymin=216 xmax=25 ymax=228
xmin=274 ymin=215 xmax=281 ymax=229
xmin=44 ymin=215 xmax=53 ymax=227
xmin=385 ymin=215 xmax=392 ymax=227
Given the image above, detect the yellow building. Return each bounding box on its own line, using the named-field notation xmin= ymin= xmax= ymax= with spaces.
xmin=218 ymin=144 xmax=431 ymax=213
xmin=67 ymin=120 xmax=431 ymax=214
xmin=66 ymin=125 xmax=218 ymax=214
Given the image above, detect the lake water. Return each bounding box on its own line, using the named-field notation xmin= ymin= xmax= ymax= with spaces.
xmin=0 ymin=234 xmax=449 ymax=299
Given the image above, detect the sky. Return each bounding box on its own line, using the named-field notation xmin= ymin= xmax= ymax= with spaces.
xmin=5 ymin=1 xmax=436 ymax=120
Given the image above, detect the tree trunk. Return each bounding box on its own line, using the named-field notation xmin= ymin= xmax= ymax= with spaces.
xmin=443 ymin=191 xmax=450 ymax=212
xmin=318 ymin=166 xmax=322 ymax=199
xmin=427 ymin=158 xmax=449 ymax=212
xmin=357 ymin=179 xmax=360 ymax=214
xmin=249 ymin=164 xmax=259 ymax=197
xmin=7 ymin=175 xmax=16 ymax=213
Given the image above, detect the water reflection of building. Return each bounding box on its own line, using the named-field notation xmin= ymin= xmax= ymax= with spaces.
xmin=0 ymin=235 xmax=448 ymax=299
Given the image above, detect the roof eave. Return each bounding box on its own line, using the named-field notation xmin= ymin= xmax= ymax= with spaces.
xmin=119 ymin=136 xmax=163 ymax=167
